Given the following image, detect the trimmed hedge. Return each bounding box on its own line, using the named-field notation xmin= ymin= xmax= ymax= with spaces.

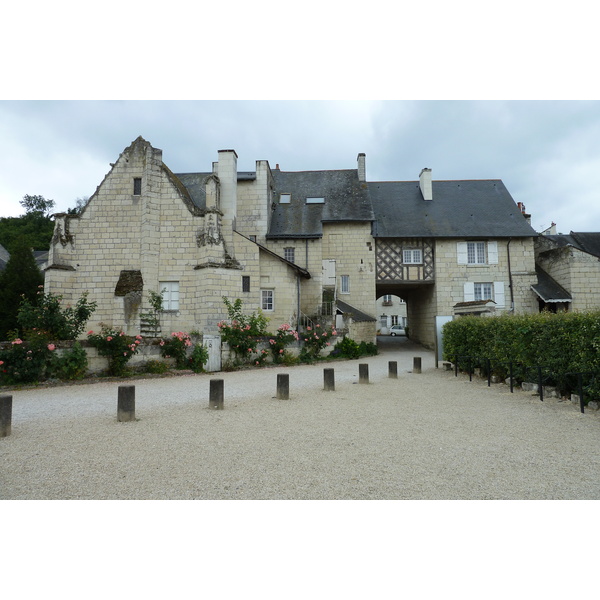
xmin=442 ymin=312 xmax=600 ymax=398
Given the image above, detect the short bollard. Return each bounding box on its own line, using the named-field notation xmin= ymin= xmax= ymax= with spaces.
xmin=324 ymin=368 xmax=335 ymax=391
xmin=209 ymin=379 xmax=224 ymax=409
xmin=0 ymin=394 xmax=13 ymax=438
xmin=359 ymin=363 xmax=369 ymax=384
xmin=277 ymin=374 xmax=290 ymax=399
xmin=117 ymin=385 xmax=136 ymax=422
xmin=388 ymin=361 xmax=398 ymax=379
xmin=413 ymin=357 xmax=422 ymax=374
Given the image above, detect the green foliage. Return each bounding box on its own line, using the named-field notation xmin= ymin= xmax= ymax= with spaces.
xmin=88 ymin=326 xmax=142 ymax=376
xmin=0 ymin=336 xmax=57 ymax=385
xmin=268 ymin=323 xmax=299 ymax=363
xmin=0 ymin=211 xmax=55 ymax=254
xmin=443 ymin=312 xmax=600 ymax=398
xmin=335 ymin=337 xmax=378 ymax=359
xmin=50 ymin=342 xmax=88 ymax=380
xmin=19 ymin=194 xmax=56 ymax=217
xmin=140 ymin=289 xmax=164 ymax=336
xmin=218 ymin=297 xmax=269 ymax=364
xmin=0 ymin=242 xmax=44 ymax=339
xmin=143 ymin=359 xmax=170 ymax=374
xmin=189 ymin=343 xmax=209 ymax=373
xmin=159 ymin=331 xmax=193 ymax=369
xmin=17 ymin=290 xmax=97 ymax=341
xmin=299 ymin=325 xmax=337 ymax=362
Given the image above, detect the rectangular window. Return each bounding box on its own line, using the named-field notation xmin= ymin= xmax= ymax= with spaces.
xmin=261 ymin=289 xmax=274 ymax=311
xmin=474 ymin=282 xmax=493 ymax=301
xmin=403 ymin=249 xmax=423 ymax=264
xmin=284 ymin=247 xmax=295 ymax=263
xmin=280 ymin=193 xmax=291 ymax=204
xmin=159 ymin=281 xmax=179 ymax=311
xmin=380 ymin=315 xmax=387 ymax=328
xmin=249 ymin=235 xmax=257 ymax=242
xmin=306 ymin=197 xmax=325 ymax=204
xmin=467 ymin=242 xmax=486 ymax=264
xmin=242 ymin=276 xmax=250 ymax=292
xmin=383 ymin=294 xmax=392 ymax=305
xmin=391 ymin=315 xmax=399 ymax=325
xmin=340 ymin=275 xmax=350 ymax=294
xmin=133 ymin=178 xmax=142 ymax=195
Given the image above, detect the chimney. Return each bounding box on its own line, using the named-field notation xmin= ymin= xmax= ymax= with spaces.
xmin=419 ymin=168 xmax=432 ymax=201
xmin=357 ymin=153 xmax=366 ymax=182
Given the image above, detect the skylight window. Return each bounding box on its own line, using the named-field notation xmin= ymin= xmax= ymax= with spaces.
xmin=280 ymin=193 xmax=291 ymax=204
xmin=306 ymin=197 xmax=325 ymax=204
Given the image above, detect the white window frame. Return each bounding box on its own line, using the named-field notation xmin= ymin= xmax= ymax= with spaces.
xmin=284 ymin=247 xmax=295 ymax=263
xmin=280 ymin=193 xmax=291 ymax=204
xmin=474 ymin=282 xmax=493 ymax=301
xmin=159 ymin=281 xmax=179 ymax=311
xmin=464 ymin=281 xmax=505 ymax=307
xmin=340 ymin=275 xmax=350 ymax=294
xmin=261 ymin=289 xmax=274 ymax=311
xmin=403 ymin=249 xmax=423 ymax=264
xmin=306 ymin=197 xmax=325 ymax=204
xmin=457 ymin=241 xmax=498 ymax=265
xmin=391 ymin=315 xmax=399 ymax=325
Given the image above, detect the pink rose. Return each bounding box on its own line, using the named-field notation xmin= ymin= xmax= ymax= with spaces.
xmin=106 ymin=336 xmax=113 ymax=341
xmin=47 ymin=344 xmax=56 ymax=351
xmin=279 ymin=349 xmax=283 ymax=354
xmin=88 ymin=330 xmax=94 ymax=335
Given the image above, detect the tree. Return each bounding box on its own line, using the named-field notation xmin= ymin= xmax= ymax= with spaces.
xmin=19 ymin=194 xmax=55 ymax=217
xmin=67 ymin=196 xmax=89 ymax=215
xmin=0 ymin=240 xmax=44 ymax=339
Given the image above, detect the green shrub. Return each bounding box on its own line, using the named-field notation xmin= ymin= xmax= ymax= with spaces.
xmin=443 ymin=311 xmax=600 ymax=397
xmin=299 ymin=325 xmax=337 ymax=361
xmin=159 ymin=332 xmax=192 ymax=369
xmin=52 ymin=342 xmax=88 ymax=380
xmin=144 ymin=359 xmax=170 ymax=374
xmin=267 ymin=323 xmax=299 ymax=364
xmin=189 ymin=343 xmax=209 ymax=373
xmin=88 ymin=326 xmax=142 ymax=376
xmin=0 ymin=335 xmax=56 ymax=384
xmin=336 ymin=336 xmax=361 ymax=359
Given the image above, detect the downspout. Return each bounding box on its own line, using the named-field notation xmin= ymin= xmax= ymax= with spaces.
xmin=507 ymin=238 xmax=515 ymax=312
xmin=297 ymin=273 xmax=301 ymax=331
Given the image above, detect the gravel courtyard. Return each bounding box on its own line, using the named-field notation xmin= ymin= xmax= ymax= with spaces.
xmin=2 ymin=337 xmax=599 ymax=500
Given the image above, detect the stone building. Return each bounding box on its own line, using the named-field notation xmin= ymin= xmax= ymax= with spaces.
xmin=44 ymin=137 xmax=540 ymax=352
xmin=534 ymin=228 xmax=600 ymax=312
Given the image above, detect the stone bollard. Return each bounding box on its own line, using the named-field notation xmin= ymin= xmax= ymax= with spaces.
xmin=324 ymin=368 xmax=335 ymax=391
xmin=413 ymin=357 xmax=422 ymax=374
xmin=209 ymin=379 xmax=224 ymax=409
xmin=0 ymin=394 xmax=12 ymax=438
xmin=117 ymin=385 xmax=136 ymax=422
xmin=359 ymin=363 xmax=369 ymax=384
xmin=276 ymin=374 xmax=290 ymax=399
xmin=388 ymin=361 xmax=398 ymax=379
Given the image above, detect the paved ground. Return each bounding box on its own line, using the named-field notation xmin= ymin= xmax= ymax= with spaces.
xmin=2 ymin=335 xmax=599 ymax=499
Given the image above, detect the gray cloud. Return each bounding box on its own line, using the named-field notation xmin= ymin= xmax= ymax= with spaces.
xmin=1 ymin=100 xmax=599 ymax=233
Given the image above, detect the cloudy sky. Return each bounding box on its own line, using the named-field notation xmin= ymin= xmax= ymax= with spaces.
xmin=1 ymin=100 xmax=599 ymax=234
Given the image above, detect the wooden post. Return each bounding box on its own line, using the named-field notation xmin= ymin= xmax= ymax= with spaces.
xmin=117 ymin=385 xmax=136 ymax=422
xmin=209 ymin=379 xmax=224 ymax=409
xmin=359 ymin=363 xmax=369 ymax=384
xmin=413 ymin=357 xmax=422 ymax=374
xmin=0 ymin=394 xmax=12 ymax=437
xmin=276 ymin=374 xmax=290 ymax=399
xmin=324 ymin=368 xmax=335 ymax=391
xmin=388 ymin=361 xmax=398 ymax=379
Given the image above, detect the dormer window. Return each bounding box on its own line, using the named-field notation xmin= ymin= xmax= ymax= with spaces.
xmin=306 ymin=197 xmax=325 ymax=204
xmin=133 ymin=178 xmax=142 ymax=196
xmin=280 ymin=193 xmax=291 ymax=204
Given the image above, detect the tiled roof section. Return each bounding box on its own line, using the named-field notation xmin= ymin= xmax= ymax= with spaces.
xmin=336 ymin=299 xmax=376 ymax=322
xmin=540 ymin=232 xmax=600 ymax=259
xmin=369 ymin=179 xmax=538 ymax=238
xmin=267 ymin=169 xmax=374 ymax=239
xmin=569 ymin=232 xmax=600 ymax=258
xmin=531 ymin=265 xmax=572 ymax=303
xmin=174 ymin=172 xmax=210 ymax=209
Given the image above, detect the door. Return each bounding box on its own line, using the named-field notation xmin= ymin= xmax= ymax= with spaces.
xmin=202 ymin=334 xmax=222 ymax=372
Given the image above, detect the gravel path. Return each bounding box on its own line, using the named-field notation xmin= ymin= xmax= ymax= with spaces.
xmin=2 ymin=338 xmax=599 ymax=500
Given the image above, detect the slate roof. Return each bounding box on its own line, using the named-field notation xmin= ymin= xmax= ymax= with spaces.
xmin=541 ymin=232 xmax=600 ymax=258
xmin=531 ymin=265 xmax=572 ymax=303
xmin=370 ymin=179 xmax=537 ymax=238
xmin=336 ymin=299 xmax=376 ymax=322
xmin=175 ymin=172 xmax=258 ymax=210
xmin=267 ymin=169 xmax=374 ymax=239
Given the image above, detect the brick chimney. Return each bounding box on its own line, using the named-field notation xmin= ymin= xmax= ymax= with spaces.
xmin=419 ymin=168 xmax=432 ymax=201
xmin=357 ymin=153 xmax=366 ymax=182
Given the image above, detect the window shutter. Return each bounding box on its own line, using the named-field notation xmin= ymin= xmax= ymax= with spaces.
xmin=457 ymin=242 xmax=468 ymax=265
xmin=464 ymin=282 xmax=475 ymax=302
xmin=494 ymin=281 xmax=505 ymax=307
xmin=487 ymin=241 xmax=498 ymax=264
